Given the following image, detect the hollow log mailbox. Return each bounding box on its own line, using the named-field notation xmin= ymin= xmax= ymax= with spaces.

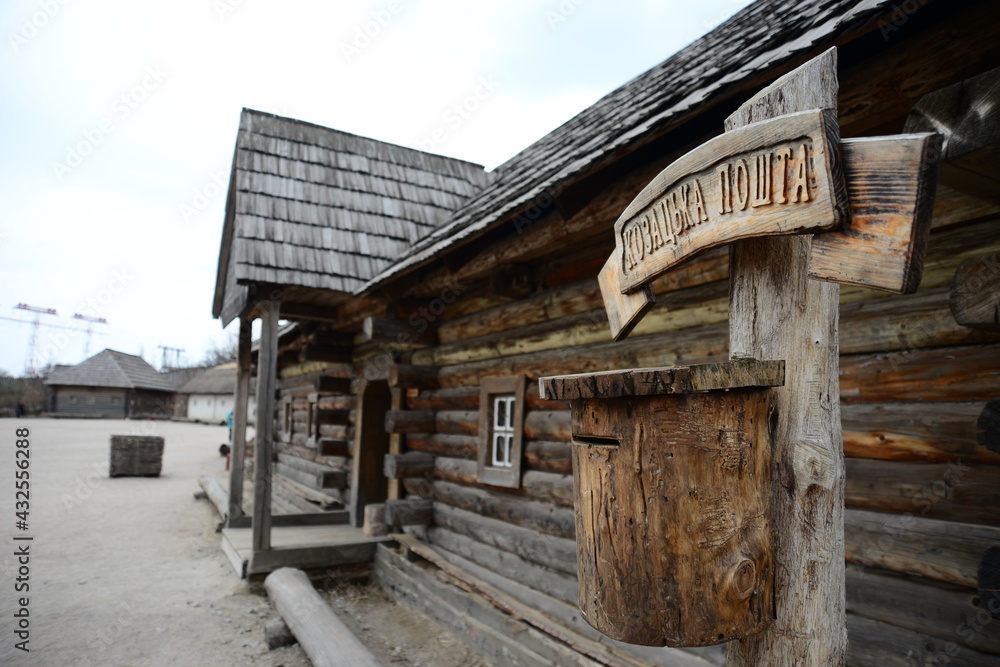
xmin=539 ymin=48 xmax=941 ymax=661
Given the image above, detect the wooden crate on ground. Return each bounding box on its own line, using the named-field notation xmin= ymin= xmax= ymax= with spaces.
xmin=109 ymin=435 xmax=164 ymax=477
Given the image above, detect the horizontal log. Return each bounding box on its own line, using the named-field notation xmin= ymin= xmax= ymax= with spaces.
xmin=404 ymin=433 xmax=477 ymax=459
xmin=388 ymin=364 xmax=440 ymax=389
xmin=846 ymin=564 xmax=1000 ymax=655
xmin=524 ymin=410 xmax=571 ymax=442
xmin=432 ymin=502 xmax=577 ymax=577
xmin=316 ymin=438 xmax=351 ymax=457
xmin=951 ymin=255 xmax=1000 ymax=332
xmin=275 ymin=461 xmax=347 ymax=491
xmin=384 ymin=498 xmax=433 ymax=526
xmin=539 ymin=359 xmax=784 ymax=400
xmin=317 ymin=395 xmax=354 ymax=411
xmin=383 ymin=452 xmax=435 ymax=479
xmin=845 ymin=458 xmax=1000 ymax=525
xmin=427 ymin=457 xmax=574 ymax=508
xmin=299 ymin=345 xmax=352 ymax=364
xmin=275 ymin=473 xmax=344 ymax=507
xmin=842 ymin=401 xmax=1000 ymax=465
xmin=427 ymin=526 xmax=578 ymax=606
xmin=845 ymin=509 xmax=1000 ymax=588
xmin=264 ymin=567 xmax=381 ymax=667
xmin=406 ymin=386 xmax=479 ymax=411
xmin=410 ymin=479 xmax=575 ymax=539
xmin=197 ymin=475 xmax=228 ymax=520
xmin=435 ymin=410 xmax=478 ymax=436
xmin=385 ymin=410 xmax=435 ymax=434
xmin=310 ymin=331 xmax=356 ymax=348
xmin=362 ymin=317 xmax=437 ymax=346
xmin=524 ymin=440 xmax=572 ymax=474
xmin=846 ymin=612 xmax=998 ymax=666
xmin=840 ymin=344 xmax=1000 ymax=403
xmin=315 ymin=408 xmax=351 ymax=425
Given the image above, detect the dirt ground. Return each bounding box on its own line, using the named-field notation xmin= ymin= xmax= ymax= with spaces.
xmin=0 ymin=418 xmax=491 ymax=666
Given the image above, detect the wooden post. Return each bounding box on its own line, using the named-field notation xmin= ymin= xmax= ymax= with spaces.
xmin=725 ymin=49 xmax=846 ymax=665
xmin=252 ymin=300 xmax=280 ymax=553
xmin=227 ymin=316 xmax=251 ymax=523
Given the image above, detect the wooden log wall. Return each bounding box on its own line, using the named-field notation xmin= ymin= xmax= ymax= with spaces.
xmin=269 ymin=367 xmax=356 ymax=514
xmin=381 ymin=180 xmax=1000 ymax=661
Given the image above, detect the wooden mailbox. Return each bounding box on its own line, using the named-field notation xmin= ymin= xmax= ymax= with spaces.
xmin=540 ymin=48 xmax=941 ymax=661
xmin=541 ymin=361 xmax=783 ymax=646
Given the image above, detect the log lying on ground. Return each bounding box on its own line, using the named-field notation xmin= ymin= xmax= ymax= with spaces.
xmin=264 ymin=567 xmax=382 ymax=667
xmin=197 ymin=475 xmax=228 ymax=520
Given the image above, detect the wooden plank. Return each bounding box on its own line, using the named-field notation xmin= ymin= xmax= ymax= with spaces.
xmin=725 ymin=47 xmax=845 ymax=666
xmin=845 ymin=458 xmax=1000 ymax=525
xmin=950 ymin=255 xmax=1000 ymax=332
xmin=539 ymin=358 xmax=783 ymax=401
xmin=598 ymin=254 xmax=654 ymax=341
xmin=388 ymin=364 xmax=440 ymax=389
xmin=392 ymin=533 xmax=678 ymax=667
xmin=299 ymin=345 xmax=352 ymax=364
xmin=253 ymin=300 xmax=280 ymax=553
xmin=846 ymin=613 xmax=998 ymax=666
xmin=385 ymin=410 xmax=435 ymax=434
xmin=362 ymin=317 xmax=437 ymax=346
xmin=840 ymin=344 xmax=1000 ymax=403
xmin=383 ymin=498 xmax=433 ymax=527
xmin=846 ymin=564 xmax=1000 ymax=655
xmin=227 ymin=316 xmax=252 ymax=523
xmin=844 ymin=509 xmax=1000 ymax=588
xmin=383 ymin=452 xmax=435 ymax=479
xmin=250 ymin=542 xmax=384 ymax=575
xmin=263 ymin=567 xmax=383 ymax=667
xmin=841 ymin=401 xmax=1000 ymax=465
xmin=613 ymin=108 xmax=848 ymax=294
xmin=808 ymin=133 xmax=941 ymax=293
xmin=275 ymin=461 xmax=347 ymax=490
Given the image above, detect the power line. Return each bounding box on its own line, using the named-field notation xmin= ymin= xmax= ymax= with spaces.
xmin=15 ymin=303 xmax=57 ymax=377
xmin=72 ymin=313 xmax=109 ymax=356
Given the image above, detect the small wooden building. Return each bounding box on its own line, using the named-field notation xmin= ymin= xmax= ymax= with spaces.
xmin=45 ymin=349 xmax=175 ymax=418
xmin=214 ymin=0 xmax=1000 ymax=663
xmin=177 ymin=363 xmax=257 ymax=424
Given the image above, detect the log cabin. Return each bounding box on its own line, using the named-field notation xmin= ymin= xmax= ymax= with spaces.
xmin=44 ymin=349 xmax=175 ymax=418
xmin=212 ymin=0 xmax=1000 ymax=663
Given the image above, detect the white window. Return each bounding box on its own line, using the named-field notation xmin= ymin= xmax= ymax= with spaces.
xmin=491 ymin=395 xmax=516 ymax=468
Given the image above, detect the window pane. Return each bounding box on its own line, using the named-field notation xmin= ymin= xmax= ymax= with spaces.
xmin=503 ymin=434 xmax=512 ymax=466
xmin=495 ymin=396 xmax=507 ymax=428
xmin=493 ymin=434 xmax=505 ymax=466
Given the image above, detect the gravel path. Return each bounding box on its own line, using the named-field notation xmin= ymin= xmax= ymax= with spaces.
xmin=0 ymin=418 xmax=309 ymax=666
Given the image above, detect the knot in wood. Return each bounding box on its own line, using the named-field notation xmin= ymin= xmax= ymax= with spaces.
xmin=730 ymin=559 xmax=758 ymax=600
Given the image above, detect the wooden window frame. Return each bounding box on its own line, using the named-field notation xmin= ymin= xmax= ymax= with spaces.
xmin=306 ymin=392 xmax=319 ymax=446
xmin=477 ymin=375 xmax=525 ymax=488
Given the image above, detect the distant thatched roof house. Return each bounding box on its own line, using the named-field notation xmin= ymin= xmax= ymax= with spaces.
xmin=212 ymin=109 xmax=491 ymax=325
xmin=44 ymin=349 xmax=174 ymax=418
xmin=178 ymin=363 xmax=257 ymax=424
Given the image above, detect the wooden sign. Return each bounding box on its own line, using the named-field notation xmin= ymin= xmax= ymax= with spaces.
xmin=614 ymin=109 xmax=848 ymax=294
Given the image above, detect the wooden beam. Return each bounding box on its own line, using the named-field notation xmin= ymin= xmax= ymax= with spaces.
xmin=384 ymin=498 xmax=433 ymax=527
xmin=278 ymin=301 xmax=342 ymax=323
xmin=388 ymin=364 xmax=440 ymax=389
xmin=227 ymin=316 xmax=251 ymax=523
xmin=950 ymin=255 xmax=1000 ymax=332
xmin=264 ymin=567 xmax=382 ymax=667
xmin=299 ymin=345 xmax=352 ymax=364
xmin=252 ymin=300 xmax=280 ymax=553
xmin=363 ymin=503 xmax=387 ymax=538
xmin=385 ymin=410 xmax=435 ymax=434
xmin=383 ymin=452 xmax=435 ymax=479
xmin=361 ymin=317 xmax=437 ymax=346
xmin=539 ymin=358 xmax=783 ymax=401
xmin=598 ymin=254 xmax=654 ymax=341
xmin=726 ymin=48 xmax=845 ymax=665
xmin=275 ymin=454 xmax=348 ymax=490
xmin=198 ymin=475 xmax=228 ymax=521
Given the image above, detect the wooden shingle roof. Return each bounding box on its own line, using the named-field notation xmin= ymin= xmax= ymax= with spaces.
xmin=360 ymin=0 xmax=899 ymax=292
xmin=44 ymin=349 xmax=175 ymax=393
xmin=213 ymin=109 xmax=490 ymax=324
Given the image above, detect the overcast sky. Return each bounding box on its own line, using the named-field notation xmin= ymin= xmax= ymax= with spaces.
xmin=0 ymin=0 xmax=753 ymax=376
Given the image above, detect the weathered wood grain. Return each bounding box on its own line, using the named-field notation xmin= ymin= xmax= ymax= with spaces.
xmin=383 ymin=498 xmax=433 ymax=527
xmin=725 ymin=48 xmax=845 ymax=667
xmin=252 ymin=300 xmax=280 ymax=553
xmin=599 ymin=254 xmax=655 ymax=340
xmin=573 ymin=390 xmax=774 ymax=647
xmin=383 ymin=452 xmax=435 ymax=479
xmin=539 ymin=358 xmax=783 ymax=401
xmin=845 ymin=613 xmax=998 ymax=667
xmin=808 ymin=133 xmax=941 ymax=293
xmin=384 ymin=410 xmax=435 ymax=434
xmin=950 ymin=255 xmax=1000 ymax=332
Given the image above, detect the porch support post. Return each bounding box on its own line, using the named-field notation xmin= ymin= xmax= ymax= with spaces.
xmin=252 ymin=300 xmax=280 ymax=553
xmin=226 ymin=315 xmax=252 ymax=524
